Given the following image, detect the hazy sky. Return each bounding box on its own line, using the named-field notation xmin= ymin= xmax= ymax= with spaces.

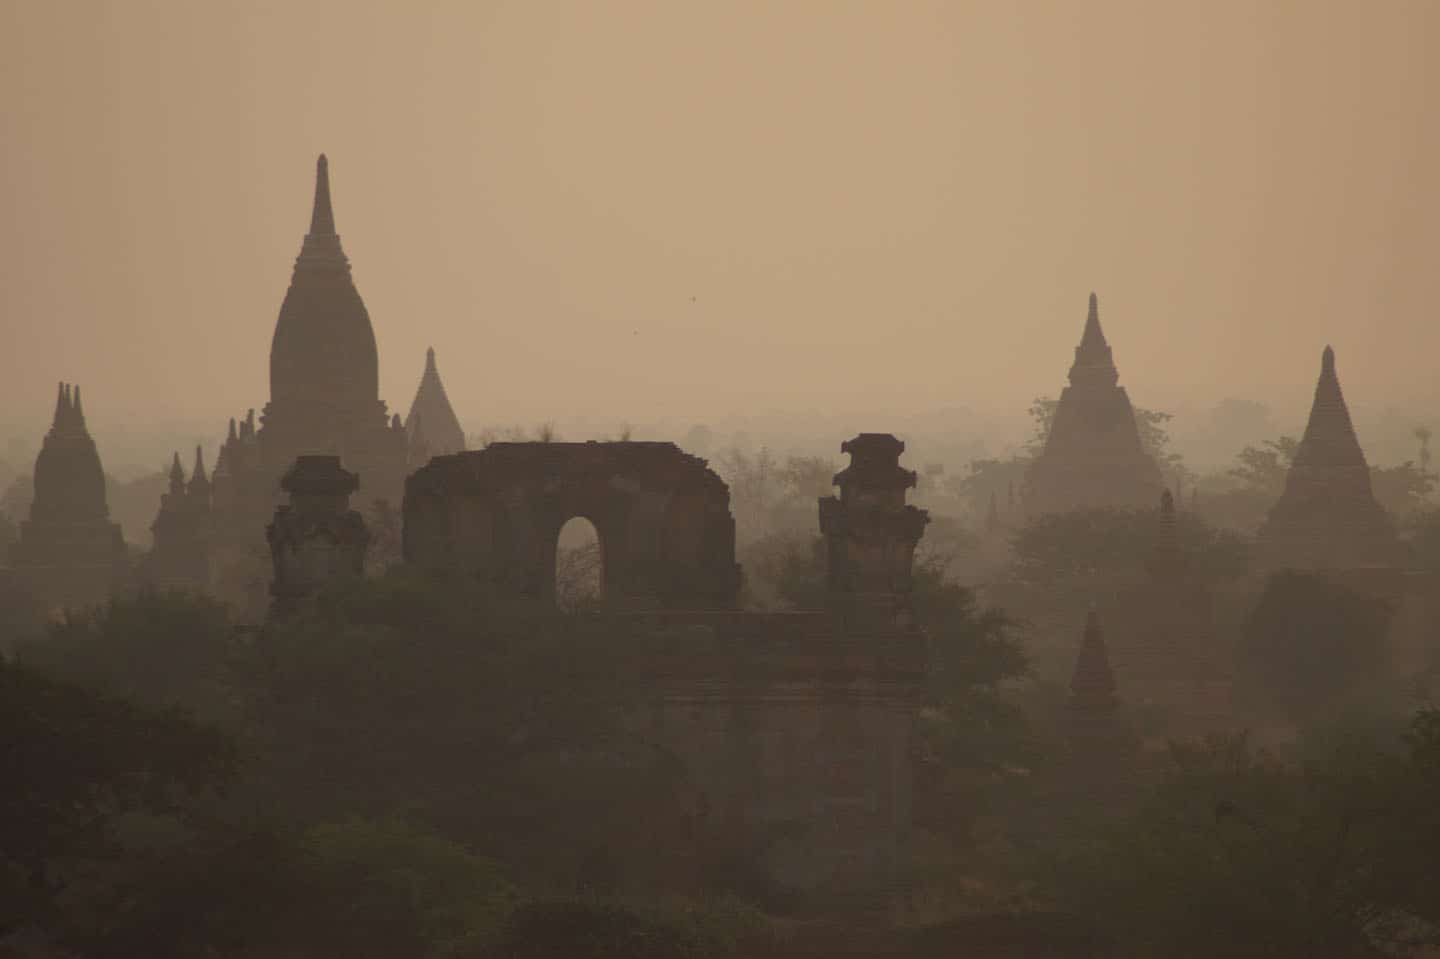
xmin=2 ymin=0 xmax=1438 ymax=437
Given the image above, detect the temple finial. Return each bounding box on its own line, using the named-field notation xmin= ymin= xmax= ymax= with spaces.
xmin=169 ymin=452 xmax=185 ymax=491
xmin=1322 ymin=345 xmax=1335 ymax=374
xmin=426 ymin=346 xmax=437 ymax=372
xmin=227 ymin=417 xmax=238 ymax=443
xmin=309 ymin=153 xmax=336 ymax=236
xmin=72 ymin=385 xmax=85 ymax=426
xmin=192 ymin=445 xmax=208 ymax=484
xmin=52 ymin=382 xmax=67 ymax=428
xmin=1080 ymin=291 xmax=1106 ymax=350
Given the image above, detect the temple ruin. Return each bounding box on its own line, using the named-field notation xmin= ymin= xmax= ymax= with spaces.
xmin=391 ymin=434 xmax=927 ymax=904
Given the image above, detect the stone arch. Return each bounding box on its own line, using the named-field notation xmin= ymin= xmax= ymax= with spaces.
xmin=554 ymin=514 xmax=604 ymax=608
xmin=403 ymin=442 xmax=741 ymax=609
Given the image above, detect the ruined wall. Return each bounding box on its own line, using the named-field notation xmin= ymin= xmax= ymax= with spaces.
xmin=404 ymin=442 xmax=741 ymax=610
xmin=630 ymin=610 xmax=924 ymax=906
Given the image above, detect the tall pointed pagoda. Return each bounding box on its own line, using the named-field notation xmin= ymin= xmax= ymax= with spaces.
xmin=198 ymin=156 xmax=410 ymax=616
xmin=1257 ymin=346 xmax=1401 ymax=570
xmin=1022 ymin=293 xmax=1165 ymax=516
xmin=258 ymin=154 xmax=407 ymax=501
xmin=404 ymin=347 xmax=466 ymax=459
xmin=10 ymin=383 xmax=129 ymax=610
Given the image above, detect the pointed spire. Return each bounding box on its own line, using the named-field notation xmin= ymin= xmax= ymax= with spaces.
xmin=52 ymin=382 xmax=67 ymax=429
xmin=1070 ymin=609 xmax=1117 ymax=712
xmin=227 ymin=417 xmax=238 ymax=443
xmin=1068 ymin=291 xmax=1118 ymax=386
xmin=1293 ymin=345 xmax=1367 ymax=469
xmin=72 ymin=385 xmax=85 ymax=427
xmin=1080 ymin=292 xmax=1105 ymax=350
xmin=168 ymin=452 xmax=186 ymax=493
xmin=191 ymin=445 xmax=208 ymax=482
xmin=309 ymin=153 xmax=336 ymax=236
xmin=405 ymin=347 xmax=466 ymax=455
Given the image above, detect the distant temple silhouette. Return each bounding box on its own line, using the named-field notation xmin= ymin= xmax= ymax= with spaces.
xmin=9 ymin=383 xmax=129 ymax=611
xmin=405 ymin=347 xmax=466 ymax=459
xmin=1023 ymin=293 xmax=1165 ymax=516
xmin=146 ymin=155 xmax=464 ymax=609
xmin=1256 ymin=346 xmax=1401 ymax=570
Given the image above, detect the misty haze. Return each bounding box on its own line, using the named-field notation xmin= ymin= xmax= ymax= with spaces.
xmin=2 ymin=2 xmax=1439 ymax=957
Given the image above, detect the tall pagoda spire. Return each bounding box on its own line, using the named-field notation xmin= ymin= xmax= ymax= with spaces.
xmin=309 ymin=153 xmax=336 ymax=236
xmin=1069 ymin=291 xmax=1118 ymax=386
xmin=404 ymin=347 xmax=466 ymax=456
xmin=188 ymin=445 xmax=210 ymax=497
xmin=1258 ymin=346 xmax=1400 ymax=569
xmin=269 ymin=152 xmax=381 ymax=439
xmin=168 ymin=452 xmax=186 ymax=494
xmin=1022 ymin=292 xmax=1163 ymax=515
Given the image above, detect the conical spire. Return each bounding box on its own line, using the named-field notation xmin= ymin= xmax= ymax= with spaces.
xmin=227 ymin=417 xmax=238 ymax=443
xmin=72 ymin=386 xmax=85 ymax=428
xmin=1067 ymin=291 xmax=1118 ymax=386
xmin=188 ymin=445 xmax=210 ymax=496
xmin=309 ymin=153 xmax=336 ymax=236
xmin=404 ymin=347 xmax=466 ymax=455
xmin=1079 ymin=292 xmax=1106 ymax=352
xmin=168 ymin=452 xmax=186 ymax=493
xmin=1293 ymin=345 xmax=1367 ymax=469
xmin=52 ymin=382 xmax=67 ymax=429
xmin=1070 ymin=609 xmax=1117 ymax=712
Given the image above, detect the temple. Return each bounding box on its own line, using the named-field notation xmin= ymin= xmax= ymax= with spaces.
xmin=146 ymin=447 xmax=213 ymax=591
xmin=404 ymin=347 xmax=466 ymax=460
xmin=162 ymin=155 xmax=422 ymax=614
xmin=1256 ymin=346 xmax=1402 ymax=570
xmin=1023 ymin=293 xmax=1165 ymax=516
xmin=9 ymin=383 xmax=129 ymax=611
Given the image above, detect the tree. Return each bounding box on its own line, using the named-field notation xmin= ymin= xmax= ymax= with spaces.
xmin=0 ymin=658 xmax=236 ymax=943
xmin=19 ymin=589 xmax=240 ymax=725
xmin=1237 ymin=571 xmax=1393 ymax=721
xmin=1009 ymin=507 xmax=1250 ymax=590
xmin=1046 ymin=711 xmax=1440 ymax=957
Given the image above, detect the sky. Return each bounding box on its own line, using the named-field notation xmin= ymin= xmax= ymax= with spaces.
xmin=2 ymin=0 xmax=1438 ymax=446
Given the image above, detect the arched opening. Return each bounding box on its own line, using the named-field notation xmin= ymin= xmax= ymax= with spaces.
xmin=555 ymin=516 xmax=603 ymax=609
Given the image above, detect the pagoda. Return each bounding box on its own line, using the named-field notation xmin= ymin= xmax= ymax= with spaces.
xmin=404 ymin=347 xmax=466 ymax=460
xmin=10 ymin=383 xmax=129 ymax=610
xmin=1023 ymin=293 xmax=1165 ymax=516
xmin=1256 ymin=346 xmax=1401 ymax=570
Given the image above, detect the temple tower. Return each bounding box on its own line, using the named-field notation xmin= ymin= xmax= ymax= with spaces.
xmin=818 ymin=433 xmax=930 ymax=620
xmin=1023 ymin=293 xmax=1165 ymax=516
xmin=266 ymin=455 xmax=370 ymax=616
xmin=10 ymin=383 xmax=128 ymax=610
xmin=1061 ymin=610 xmax=1136 ymax=807
xmin=147 ymin=447 xmax=212 ymax=591
xmin=1257 ymin=346 xmax=1401 ymax=570
xmin=404 ymin=347 xmax=466 ymax=459
xmin=259 ymin=154 xmax=407 ymax=508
